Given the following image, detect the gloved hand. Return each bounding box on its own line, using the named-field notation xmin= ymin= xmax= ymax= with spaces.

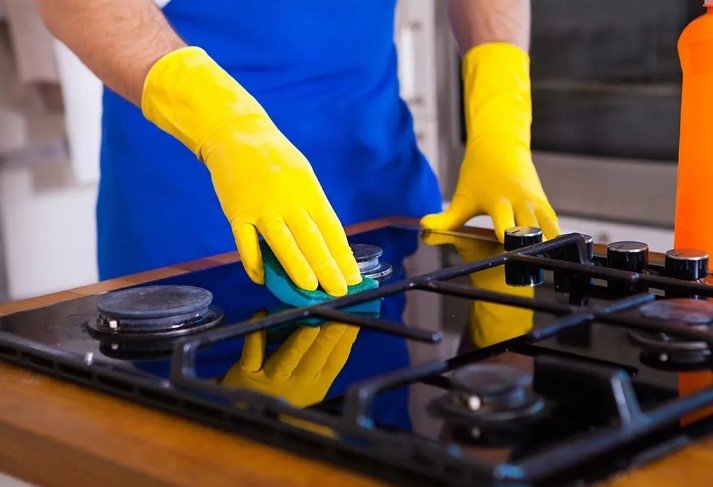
xmin=421 ymin=43 xmax=560 ymax=242
xmin=221 ymin=322 xmax=359 ymax=408
xmin=141 ymin=47 xmax=361 ymax=296
xmin=422 ymin=231 xmax=534 ymax=347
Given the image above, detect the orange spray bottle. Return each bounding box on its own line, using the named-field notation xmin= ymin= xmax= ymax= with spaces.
xmin=675 ymin=2 xmax=713 ymax=252
xmin=675 ymin=1 xmax=713 ymax=425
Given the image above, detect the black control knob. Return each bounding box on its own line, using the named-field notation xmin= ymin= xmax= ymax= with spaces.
xmin=665 ymin=249 xmax=709 ymax=281
xmin=504 ymin=227 xmax=544 ymax=286
xmin=606 ymin=241 xmax=649 ymax=272
xmin=504 ymin=226 xmax=543 ymax=251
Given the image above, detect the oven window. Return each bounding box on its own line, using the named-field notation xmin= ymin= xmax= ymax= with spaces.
xmin=530 ymin=0 xmax=700 ymax=161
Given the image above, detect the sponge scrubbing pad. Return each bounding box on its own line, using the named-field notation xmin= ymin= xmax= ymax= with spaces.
xmin=260 ymin=241 xmax=379 ymax=310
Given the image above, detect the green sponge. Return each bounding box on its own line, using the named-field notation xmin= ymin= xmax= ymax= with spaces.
xmin=260 ymin=241 xmax=380 ymax=311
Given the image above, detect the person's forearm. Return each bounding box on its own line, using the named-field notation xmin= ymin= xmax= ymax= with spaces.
xmin=448 ymin=0 xmax=530 ymax=54
xmin=36 ymin=0 xmax=185 ymax=105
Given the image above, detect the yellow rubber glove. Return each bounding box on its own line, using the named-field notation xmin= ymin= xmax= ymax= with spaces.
xmin=221 ymin=322 xmax=359 ymax=408
xmin=422 ymin=231 xmax=534 ymax=347
xmin=141 ymin=47 xmax=362 ymax=296
xmin=421 ymin=43 xmax=560 ymax=242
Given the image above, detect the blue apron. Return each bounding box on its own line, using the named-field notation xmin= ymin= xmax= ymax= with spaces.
xmin=98 ymin=0 xmax=441 ymax=279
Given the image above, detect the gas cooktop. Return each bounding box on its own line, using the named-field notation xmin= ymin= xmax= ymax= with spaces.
xmin=1 ymin=224 xmax=712 ymax=486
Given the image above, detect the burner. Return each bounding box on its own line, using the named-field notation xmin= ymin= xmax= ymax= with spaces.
xmin=630 ymin=299 xmax=713 ymax=367
xmin=89 ymin=285 xmax=223 ymax=339
xmin=352 ymin=244 xmax=393 ymax=280
xmin=430 ymin=364 xmax=545 ymax=433
xmin=639 ymin=299 xmax=713 ymax=324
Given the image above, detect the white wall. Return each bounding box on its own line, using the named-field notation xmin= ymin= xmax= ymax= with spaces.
xmin=0 ymin=7 xmax=100 ymax=300
xmin=0 ymin=155 xmax=97 ymax=299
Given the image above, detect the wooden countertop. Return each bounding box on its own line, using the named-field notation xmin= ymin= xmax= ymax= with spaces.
xmin=0 ymin=218 xmax=711 ymax=487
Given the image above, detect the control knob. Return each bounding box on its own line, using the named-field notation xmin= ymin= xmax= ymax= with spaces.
xmin=606 ymin=241 xmax=649 ymax=272
xmin=504 ymin=227 xmax=544 ymax=286
xmin=504 ymin=226 xmax=543 ymax=251
xmin=665 ymin=249 xmax=708 ymax=281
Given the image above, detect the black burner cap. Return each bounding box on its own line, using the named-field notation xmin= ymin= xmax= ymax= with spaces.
xmin=97 ymin=285 xmax=213 ymax=319
xmin=352 ymin=244 xmax=383 ymax=265
xmin=452 ymin=364 xmax=533 ymax=409
xmin=430 ymin=364 xmax=544 ymax=428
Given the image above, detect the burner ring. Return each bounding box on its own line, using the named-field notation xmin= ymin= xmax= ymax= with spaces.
xmin=629 ymin=329 xmax=711 ymax=368
xmin=429 ymin=391 xmax=546 ymax=427
xmin=97 ymin=285 xmax=213 ymax=320
xmin=362 ymin=262 xmax=393 ymax=280
xmin=638 ymin=350 xmax=712 ymax=371
xmin=352 ymin=244 xmax=383 ymax=272
xmin=351 ymin=243 xmax=394 ymax=280
xmin=89 ymin=285 xmax=223 ymax=339
xmin=632 ymin=298 xmax=713 ymax=367
xmin=429 ymin=364 xmax=545 ymax=429
xmin=451 ymin=364 xmax=533 ymax=409
xmin=628 ymin=330 xmax=709 ymax=353
xmin=89 ymin=305 xmax=223 ymax=339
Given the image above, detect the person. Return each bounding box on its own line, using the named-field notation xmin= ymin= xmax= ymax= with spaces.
xmin=36 ymin=0 xmax=559 ymax=297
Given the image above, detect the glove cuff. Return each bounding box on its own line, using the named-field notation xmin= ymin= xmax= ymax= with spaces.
xmin=141 ymin=46 xmax=268 ymax=158
xmin=461 ymin=43 xmax=532 ymax=145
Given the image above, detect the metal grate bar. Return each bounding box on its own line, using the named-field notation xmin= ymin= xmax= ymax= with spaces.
xmin=417 ymin=280 xmax=577 ymax=315
xmin=509 ymin=385 xmax=713 ymax=483
xmin=511 ymin=254 xmax=713 ymax=296
xmin=343 ymin=334 xmax=529 ymax=427
xmin=186 ymin=281 xmax=419 ymax=346
xmin=417 ymin=232 xmax=587 ymax=282
xmin=168 ymin=233 xmax=587 ymax=349
xmin=311 ymin=307 xmax=442 ymax=343
xmin=343 ymin=361 xmax=451 ymax=428
xmin=528 ymin=293 xmax=655 ymax=340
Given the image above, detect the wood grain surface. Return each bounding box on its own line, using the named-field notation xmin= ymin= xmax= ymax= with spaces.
xmin=0 ymin=217 xmax=710 ymax=486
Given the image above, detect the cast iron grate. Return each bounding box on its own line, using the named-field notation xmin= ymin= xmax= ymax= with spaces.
xmin=1 ymin=230 xmax=713 ymax=486
xmin=167 ymin=231 xmax=713 ymax=485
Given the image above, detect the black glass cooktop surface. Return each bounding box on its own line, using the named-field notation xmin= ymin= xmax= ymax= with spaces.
xmin=1 ymin=224 xmax=712 ymax=486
